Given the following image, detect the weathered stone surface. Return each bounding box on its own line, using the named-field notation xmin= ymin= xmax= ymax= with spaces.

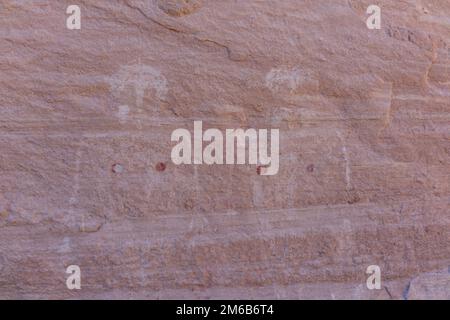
xmin=405 ymin=269 xmax=450 ymax=300
xmin=0 ymin=0 xmax=449 ymax=299
xmin=157 ymin=0 xmax=202 ymax=17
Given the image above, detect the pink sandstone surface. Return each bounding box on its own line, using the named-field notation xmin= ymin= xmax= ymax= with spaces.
xmin=0 ymin=0 xmax=449 ymax=299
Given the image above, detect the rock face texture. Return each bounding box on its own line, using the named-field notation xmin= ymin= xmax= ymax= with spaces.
xmin=0 ymin=0 xmax=449 ymax=299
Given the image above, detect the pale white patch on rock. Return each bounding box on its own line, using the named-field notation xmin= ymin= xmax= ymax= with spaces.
xmin=337 ymin=132 xmax=352 ymax=191
xmin=57 ymin=237 xmax=71 ymax=253
xmin=265 ymin=67 xmax=316 ymax=95
xmin=112 ymin=164 xmax=124 ymax=173
xmin=117 ymin=105 xmax=130 ymax=123
xmin=108 ymin=65 xmax=168 ymax=107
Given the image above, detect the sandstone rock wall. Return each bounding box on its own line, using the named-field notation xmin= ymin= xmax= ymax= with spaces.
xmin=0 ymin=0 xmax=449 ymax=299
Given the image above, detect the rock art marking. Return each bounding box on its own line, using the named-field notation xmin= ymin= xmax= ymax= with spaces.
xmin=108 ymin=64 xmax=168 ymax=108
xmin=265 ymin=67 xmax=317 ymax=95
xmin=117 ymin=105 xmax=130 ymax=123
xmin=337 ymin=133 xmax=352 ymax=191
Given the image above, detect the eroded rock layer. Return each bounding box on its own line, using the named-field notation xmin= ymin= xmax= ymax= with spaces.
xmin=0 ymin=0 xmax=449 ymax=299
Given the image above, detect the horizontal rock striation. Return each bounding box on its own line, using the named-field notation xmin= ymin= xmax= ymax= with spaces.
xmin=0 ymin=0 xmax=449 ymax=299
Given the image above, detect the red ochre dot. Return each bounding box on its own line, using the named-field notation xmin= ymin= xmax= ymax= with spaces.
xmin=155 ymin=162 xmax=166 ymax=172
xmin=256 ymin=166 xmax=262 ymax=175
xmin=307 ymin=164 xmax=315 ymax=172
